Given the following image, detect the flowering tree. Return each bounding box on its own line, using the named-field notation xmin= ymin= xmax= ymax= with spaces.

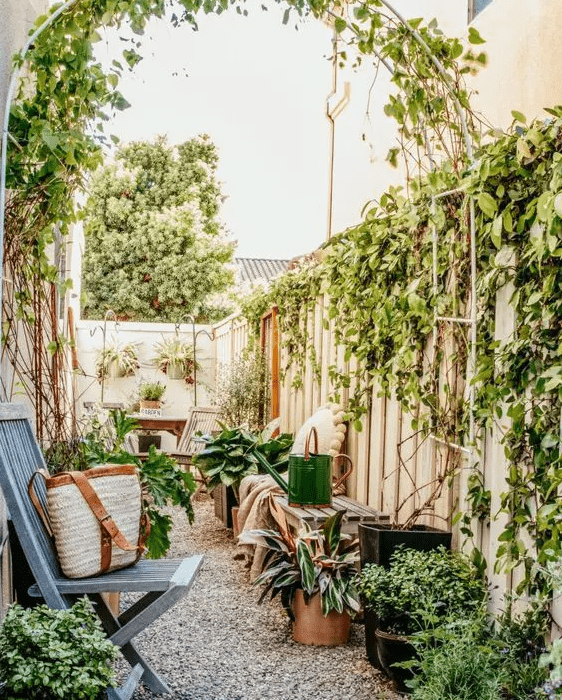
xmin=82 ymin=135 xmax=235 ymax=322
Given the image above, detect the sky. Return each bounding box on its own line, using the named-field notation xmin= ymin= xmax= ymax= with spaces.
xmin=95 ymin=1 xmax=333 ymax=261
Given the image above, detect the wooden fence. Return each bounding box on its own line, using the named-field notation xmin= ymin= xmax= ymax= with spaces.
xmin=214 ymin=273 xmax=523 ymax=613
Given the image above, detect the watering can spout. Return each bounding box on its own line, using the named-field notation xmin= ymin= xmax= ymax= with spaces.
xmin=253 ymin=450 xmax=289 ymax=493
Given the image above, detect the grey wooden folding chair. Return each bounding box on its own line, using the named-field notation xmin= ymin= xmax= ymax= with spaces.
xmin=0 ymin=404 xmax=203 ymax=700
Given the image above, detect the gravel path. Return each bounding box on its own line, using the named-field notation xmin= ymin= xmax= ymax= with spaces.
xmin=120 ymin=497 xmax=405 ymax=700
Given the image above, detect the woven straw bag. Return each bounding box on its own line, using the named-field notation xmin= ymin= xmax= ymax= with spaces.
xmin=29 ymin=464 xmax=149 ymax=579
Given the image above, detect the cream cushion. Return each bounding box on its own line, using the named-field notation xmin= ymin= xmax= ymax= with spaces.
xmin=291 ymin=404 xmax=346 ymax=456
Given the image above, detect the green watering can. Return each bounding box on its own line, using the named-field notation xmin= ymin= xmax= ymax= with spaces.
xmin=256 ymin=426 xmax=353 ymax=508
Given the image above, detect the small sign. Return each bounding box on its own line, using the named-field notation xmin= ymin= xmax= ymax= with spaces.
xmin=140 ymin=407 xmax=162 ymax=417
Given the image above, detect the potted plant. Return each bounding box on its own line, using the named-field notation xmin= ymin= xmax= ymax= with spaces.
xmin=242 ymin=507 xmax=360 ymax=645
xmin=193 ymin=425 xmax=293 ymax=528
xmin=138 ymin=381 xmax=166 ymax=416
xmin=152 ymin=337 xmax=199 ymax=383
xmin=95 ymin=342 xmax=139 ymax=381
xmin=0 ymin=597 xmax=118 ymax=699
xmin=355 ymin=545 xmax=486 ymax=689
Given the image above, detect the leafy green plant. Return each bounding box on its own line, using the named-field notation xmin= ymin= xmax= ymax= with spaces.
xmin=77 ymin=410 xmax=196 ymax=559
xmin=193 ymin=425 xmax=293 ymax=503
xmin=0 ymin=597 xmax=118 ymax=699
xmin=215 ymin=350 xmax=271 ymax=432
xmin=242 ymin=508 xmax=361 ymax=617
xmin=356 ymin=546 xmax=486 ymax=636
xmin=407 ymin=615 xmax=502 ymax=700
xmin=95 ymin=343 xmax=139 ymax=381
xmin=138 ymin=381 xmax=166 ymax=402
xmin=152 ymin=337 xmax=199 ymax=384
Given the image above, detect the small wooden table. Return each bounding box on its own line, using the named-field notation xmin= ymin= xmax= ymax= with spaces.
xmin=128 ymin=414 xmax=187 ymax=441
xmin=273 ymin=494 xmax=389 ymax=536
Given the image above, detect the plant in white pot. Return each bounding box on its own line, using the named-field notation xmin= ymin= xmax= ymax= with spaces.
xmin=152 ymin=337 xmax=199 ymax=383
xmin=95 ymin=343 xmax=139 ymax=381
xmin=241 ymin=505 xmax=360 ymax=646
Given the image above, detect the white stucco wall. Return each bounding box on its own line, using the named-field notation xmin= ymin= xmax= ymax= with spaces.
xmin=330 ymin=0 xmax=562 ymax=236
xmin=468 ymin=0 xmax=562 ymax=129
xmin=75 ymin=320 xmax=216 ymax=451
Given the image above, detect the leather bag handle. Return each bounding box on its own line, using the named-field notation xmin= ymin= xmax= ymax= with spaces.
xmin=332 ymin=454 xmax=353 ymax=490
xmin=304 ymin=426 xmax=319 ymax=461
xmin=28 ymin=470 xmax=54 ymax=537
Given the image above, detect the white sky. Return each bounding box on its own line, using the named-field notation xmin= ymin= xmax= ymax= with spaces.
xmin=95 ymin=1 xmax=333 ymax=260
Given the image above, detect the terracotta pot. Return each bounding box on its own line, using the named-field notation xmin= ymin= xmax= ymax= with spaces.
xmin=101 ymin=591 xmax=120 ymax=617
xmin=139 ymin=400 xmax=162 ymax=416
xmin=292 ymin=590 xmax=350 ymax=646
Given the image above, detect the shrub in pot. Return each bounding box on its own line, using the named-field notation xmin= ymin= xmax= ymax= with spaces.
xmin=242 ymin=507 xmax=360 ymax=645
xmin=356 ymin=545 xmax=486 ymax=688
xmin=0 ymin=597 xmax=118 ymax=699
xmin=138 ymin=381 xmax=166 ymax=414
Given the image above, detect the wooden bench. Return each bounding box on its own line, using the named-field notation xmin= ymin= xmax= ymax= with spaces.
xmin=273 ymin=493 xmax=389 ymax=536
xmin=0 ymin=404 xmax=203 ymax=700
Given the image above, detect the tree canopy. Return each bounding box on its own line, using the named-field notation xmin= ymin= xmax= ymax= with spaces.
xmin=81 ymin=135 xmax=235 ymax=322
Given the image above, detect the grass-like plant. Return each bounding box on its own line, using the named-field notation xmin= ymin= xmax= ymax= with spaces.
xmin=138 ymin=381 xmax=166 ymax=402
xmin=95 ymin=343 xmax=139 ymax=381
xmin=152 ymin=337 xmax=199 ymax=384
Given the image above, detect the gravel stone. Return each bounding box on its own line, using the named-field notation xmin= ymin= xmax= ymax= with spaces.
xmin=116 ymin=497 xmax=405 ymax=700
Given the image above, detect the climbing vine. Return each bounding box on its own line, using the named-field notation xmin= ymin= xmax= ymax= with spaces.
xmin=243 ymin=107 xmax=562 ymax=593
xmin=7 ymin=0 xmax=562 ymax=595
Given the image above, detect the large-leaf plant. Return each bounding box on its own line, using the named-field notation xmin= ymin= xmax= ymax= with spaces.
xmin=242 ymin=505 xmax=361 ymax=617
xmin=77 ymin=410 xmax=196 ymax=559
xmin=193 ymin=424 xmax=293 ymax=503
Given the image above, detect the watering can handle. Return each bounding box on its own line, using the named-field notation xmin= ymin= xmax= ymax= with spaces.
xmin=304 ymin=426 xmax=319 ymax=461
xmin=333 ymin=454 xmax=353 ymax=490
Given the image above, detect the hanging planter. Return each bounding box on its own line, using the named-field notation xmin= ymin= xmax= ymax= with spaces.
xmin=152 ymin=337 xmax=199 ymax=383
xmin=96 ymin=343 xmax=139 ymax=382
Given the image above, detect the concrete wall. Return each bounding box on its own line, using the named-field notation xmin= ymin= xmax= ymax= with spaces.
xmin=75 ymin=320 xmax=216 ymax=452
xmin=469 ymin=0 xmax=562 ymax=129
xmin=330 ymin=0 xmax=562 ymax=236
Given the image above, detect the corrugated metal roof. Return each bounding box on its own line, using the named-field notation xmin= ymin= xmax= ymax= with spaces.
xmin=235 ymin=258 xmax=290 ymax=285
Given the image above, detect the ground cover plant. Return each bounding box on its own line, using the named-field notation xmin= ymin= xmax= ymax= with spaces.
xmin=0 ymin=597 xmax=118 ymax=699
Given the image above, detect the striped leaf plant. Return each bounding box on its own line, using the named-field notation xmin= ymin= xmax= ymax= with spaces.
xmin=242 ymin=504 xmax=361 ymax=618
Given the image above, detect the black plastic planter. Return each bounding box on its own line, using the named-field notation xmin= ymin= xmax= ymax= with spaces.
xmin=375 ymin=629 xmax=415 ymax=693
xmin=138 ymin=434 xmax=161 ymax=452
xmin=358 ymin=522 xmax=452 ymax=569
xmin=359 ymin=522 xmax=451 ymax=676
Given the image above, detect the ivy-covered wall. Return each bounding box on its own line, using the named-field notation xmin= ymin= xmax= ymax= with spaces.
xmin=242 ymin=109 xmax=562 ymax=608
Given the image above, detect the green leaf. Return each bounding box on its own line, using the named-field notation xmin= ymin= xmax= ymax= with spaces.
xmin=296 ymin=540 xmax=315 ymax=594
xmin=477 ymin=192 xmax=497 ymax=218
xmin=511 ymin=110 xmax=526 ymax=124
xmin=468 ymin=27 xmax=486 ymax=45
xmin=334 ymin=17 xmax=347 ymax=34
xmin=491 ymin=215 xmax=502 ymax=249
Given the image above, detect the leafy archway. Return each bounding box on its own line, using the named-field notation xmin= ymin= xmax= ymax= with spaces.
xmin=0 ymin=0 xmax=478 ymax=449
